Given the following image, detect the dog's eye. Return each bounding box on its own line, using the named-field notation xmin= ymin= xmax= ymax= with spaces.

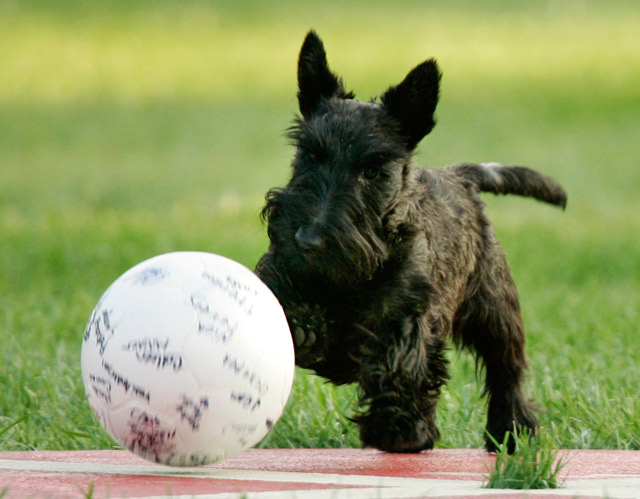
xmin=363 ymin=167 xmax=379 ymax=180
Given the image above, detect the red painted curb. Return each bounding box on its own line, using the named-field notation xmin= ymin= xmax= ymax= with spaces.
xmin=1 ymin=449 xmax=639 ymax=498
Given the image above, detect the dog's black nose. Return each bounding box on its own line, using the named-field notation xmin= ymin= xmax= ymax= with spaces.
xmin=295 ymin=226 xmax=324 ymax=251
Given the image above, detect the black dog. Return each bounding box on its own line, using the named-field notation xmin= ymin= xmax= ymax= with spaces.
xmin=256 ymin=31 xmax=566 ymax=453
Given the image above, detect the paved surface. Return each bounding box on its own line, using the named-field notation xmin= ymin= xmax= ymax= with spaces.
xmin=1 ymin=448 xmax=639 ymax=498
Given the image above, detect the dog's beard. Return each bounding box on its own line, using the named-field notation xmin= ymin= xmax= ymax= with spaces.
xmin=267 ymin=217 xmax=389 ymax=288
xmin=300 ymin=225 xmax=388 ymax=287
xmin=262 ymin=187 xmax=391 ymax=287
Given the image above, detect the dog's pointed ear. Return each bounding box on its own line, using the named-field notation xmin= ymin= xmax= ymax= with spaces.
xmin=380 ymin=59 xmax=441 ymax=149
xmin=297 ymin=30 xmax=352 ymax=118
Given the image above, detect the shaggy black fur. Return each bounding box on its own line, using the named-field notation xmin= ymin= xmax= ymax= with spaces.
xmin=255 ymin=30 xmax=566 ymax=453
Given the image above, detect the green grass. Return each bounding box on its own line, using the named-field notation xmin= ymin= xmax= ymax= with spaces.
xmin=1 ymin=0 xmax=639 ymax=461
xmin=484 ymin=428 xmax=566 ymax=489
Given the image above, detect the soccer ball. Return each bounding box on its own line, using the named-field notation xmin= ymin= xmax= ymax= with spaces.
xmin=81 ymin=252 xmax=295 ymax=466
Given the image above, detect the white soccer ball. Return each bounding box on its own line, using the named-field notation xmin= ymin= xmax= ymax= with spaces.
xmin=81 ymin=252 xmax=295 ymax=466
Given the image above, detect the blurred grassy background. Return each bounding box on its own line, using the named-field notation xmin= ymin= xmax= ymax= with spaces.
xmin=1 ymin=0 xmax=638 ymax=450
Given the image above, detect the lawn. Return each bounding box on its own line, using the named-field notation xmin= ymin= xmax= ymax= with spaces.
xmin=1 ymin=0 xmax=638 ymax=452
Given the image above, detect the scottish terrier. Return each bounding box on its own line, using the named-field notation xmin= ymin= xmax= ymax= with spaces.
xmin=255 ymin=31 xmax=566 ymax=453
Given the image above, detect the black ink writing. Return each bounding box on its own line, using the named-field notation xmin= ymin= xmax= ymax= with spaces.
xmin=85 ymin=308 xmax=116 ymax=355
xmin=128 ymin=267 xmax=169 ymax=286
xmin=190 ymin=293 xmax=237 ymax=342
xmin=223 ymin=354 xmax=269 ymax=394
xmin=201 ymin=272 xmax=257 ymax=315
xmin=122 ymin=337 xmax=183 ymax=372
xmin=88 ymin=374 xmax=111 ymax=404
xmin=126 ymin=408 xmax=176 ymax=460
xmin=84 ymin=290 xmax=112 ymax=343
xmin=101 ymin=360 xmax=150 ymax=402
xmin=223 ymin=421 xmax=258 ymax=447
xmin=173 ymin=452 xmax=221 ymax=467
xmin=176 ymin=395 xmax=209 ymax=431
xmin=230 ymin=391 xmax=261 ymax=412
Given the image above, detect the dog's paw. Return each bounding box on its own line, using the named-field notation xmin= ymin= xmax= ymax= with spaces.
xmin=286 ymin=303 xmax=329 ymax=367
xmin=359 ymin=408 xmax=439 ymax=453
xmin=292 ymin=321 xmax=317 ymax=347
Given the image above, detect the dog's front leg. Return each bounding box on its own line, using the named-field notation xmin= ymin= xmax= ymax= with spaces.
xmin=355 ymin=314 xmax=449 ymax=453
xmin=254 ymin=252 xmax=330 ymax=368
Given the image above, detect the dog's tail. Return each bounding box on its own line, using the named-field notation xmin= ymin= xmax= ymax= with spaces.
xmin=451 ymin=162 xmax=567 ymax=209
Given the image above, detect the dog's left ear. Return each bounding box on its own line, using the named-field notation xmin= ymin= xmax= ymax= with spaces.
xmin=297 ymin=30 xmax=353 ymax=118
xmin=381 ymin=59 xmax=441 ymax=149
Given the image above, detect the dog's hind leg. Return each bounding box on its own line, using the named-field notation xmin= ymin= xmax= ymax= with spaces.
xmin=454 ymin=247 xmax=539 ymax=453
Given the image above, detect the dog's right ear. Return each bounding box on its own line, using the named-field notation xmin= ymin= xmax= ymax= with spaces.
xmin=380 ymin=59 xmax=441 ymax=150
xmin=297 ymin=30 xmax=352 ymax=118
